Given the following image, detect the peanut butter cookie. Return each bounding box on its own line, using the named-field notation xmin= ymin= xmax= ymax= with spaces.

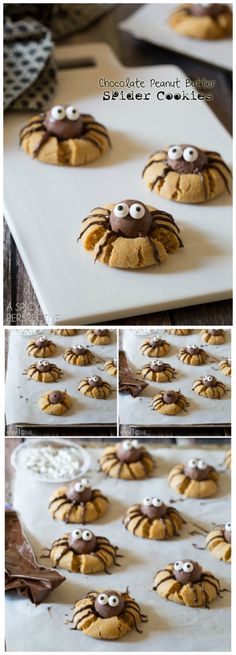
xmin=169 ymin=4 xmax=232 ymax=40
xmin=168 ymin=457 xmax=219 ymax=498
xmin=72 ymin=589 xmax=148 ymax=639
xmin=44 ymin=528 xmax=121 ymax=573
xmin=192 ymin=375 xmax=226 ymax=398
xmin=168 ymin=329 xmax=192 ymax=335
xmin=153 ymin=560 xmax=221 ymax=607
xmin=25 ymin=360 xmax=62 ymax=382
xmin=140 ymin=359 xmax=175 ymax=382
xmin=206 ymin=523 xmax=231 ymax=563
xmin=100 ymin=440 xmax=155 ymax=480
xmin=49 ymin=479 xmax=109 ymax=523
xmin=64 ymin=344 xmax=94 ymax=366
xmin=178 ymin=343 xmax=208 ymax=365
xmin=219 ymin=357 xmax=231 ymax=377
xmin=86 ymin=329 xmax=111 ymax=345
xmin=152 ymin=389 xmax=189 ymax=415
xmin=140 ymin=335 xmax=170 ymax=357
xmin=123 ymin=496 xmax=184 ymax=539
xmin=201 ymin=329 xmax=225 ymax=345
xmin=78 ymin=375 xmax=112 ymax=399
xmin=27 ymin=335 xmax=56 ymax=357
xmin=104 ymin=358 xmax=117 ymax=376
xmin=52 ymin=329 xmax=78 ymax=336
xmin=39 ymin=390 xmax=71 ymax=415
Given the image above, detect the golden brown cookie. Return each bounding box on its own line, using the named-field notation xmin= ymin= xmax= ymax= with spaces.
xmin=39 ymin=390 xmax=71 ymax=415
xmin=192 ymin=375 xmax=226 ymax=399
xmin=104 ymin=358 xmax=117 ymax=376
xmin=78 ymin=375 xmax=112 ymax=399
xmin=45 ymin=528 xmax=121 ymax=573
xmin=168 ymin=4 xmax=232 ymax=40
xmin=153 ymin=560 xmax=220 ymax=608
xmin=27 ymin=335 xmax=56 ymax=357
xmin=206 ymin=523 xmax=231 ymax=563
xmin=100 ymin=440 xmax=155 ymax=480
xmin=25 ymin=360 xmax=62 ymax=382
xmin=140 ymin=335 xmax=170 ymax=357
xmin=152 ymin=389 xmax=189 ymax=415
xmin=79 ymin=200 xmax=183 ymax=269
xmin=201 ymin=329 xmax=225 ymax=345
xmin=49 ymin=479 xmax=109 ymax=523
xmin=64 ymin=344 xmax=94 ymax=366
xmin=123 ymin=497 xmax=185 ymax=539
xmin=168 ymin=457 xmax=219 ymax=498
xmin=168 ymin=329 xmax=192 ymax=335
xmin=86 ymin=329 xmax=111 ymax=345
xmin=224 ymin=450 xmax=231 ymax=470
xmin=178 ymin=344 xmax=208 ymax=365
xmin=20 ymin=106 xmax=110 ymax=166
xmin=52 ymin=329 xmax=78 ymax=336
xmin=142 ymin=146 xmax=232 ymax=203
xmin=72 ymin=589 xmax=148 ymax=639
xmin=140 ymin=359 xmax=175 ymax=382
xmin=219 ymin=357 xmax=231 ymax=377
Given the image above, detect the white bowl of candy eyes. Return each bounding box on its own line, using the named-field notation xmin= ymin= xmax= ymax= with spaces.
xmin=11 ymin=438 xmax=91 ymax=483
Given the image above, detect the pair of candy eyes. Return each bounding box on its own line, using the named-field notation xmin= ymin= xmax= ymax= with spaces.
xmin=50 ymin=105 xmax=80 ymax=121
xmin=203 ymin=376 xmax=214 ymax=383
xmin=74 ymin=479 xmax=90 ymax=492
xmin=188 ymin=459 xmax=207 ymax=470
xmin=88 ymin=376 xmax=100 ymax=383
xmin=97 ymin=593 xmax=120 ymax=607
xmin=72 ymin=529 xmax=93 ymax=541
xmin=174 ymin=561 xmax=194 ymax=573
xmin=38 ymin=360 xmax=49 ymax=367
xmin=187 ymin=344 xmax=199 ymax=349
xmin=123 ymin=439 xmax=139 ymax=451
xmin=114 ymin=203 xmax=146 ymax=220
xmin=143 ymin=497 xmax=162 ymax=507
xmin=168 ymin=146 xmax=199 ymax=163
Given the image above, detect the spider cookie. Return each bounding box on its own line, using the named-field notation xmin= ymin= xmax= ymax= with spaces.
xmin=168 ymin=457 xmax=219 ymax=498
xmin=140 ymin=335 xmax=170 ymax=357
xmin=86 ymin=329 xmax=111 ymax=345
xmin=100 ymin=439 xmax=155 ymax=480
xmin=79 ymin=200 xmax=183 ymax=269
xmin=178 ymin=343 xmax=208 ymax=366
xmin=206 ymin=522 xmax=231 ymax=563
xmin=192 ymin=375 xmax=226 ymax=399
xmin=104 ymin=358 xmax=117 ymax=377
xmin=219 ymin=357 xmax=231 ymax=377
xmin=26 ymin=335 xmax=56 ymax=357
xmin=153 ymin=560 xmax=221 ymax=608
xmin=52 ymin=329 xmax=78 ymax=336
xmin=152 ymin=389 xmax=189 ymax=415
xmin=142 ymin=145 xmax=232 ymax=203
xmin=201 ymin=329 xmax=225 ymax=345
xmin=20 ymin=104 xmax=111 ymax=166
xmin=78 ymin=375 xmax=112 ymax=399
xmin=45 ymin=528 xmax=121 ymax=573
xmin=169 ymin=4 xmax=232 ymax=40
xmin=64 ymin=344 xmax=94 ymax=366
xmin=49 ymin=478 xmax=109 ymax=523
xmin=72 ymin=589 xmax=148 ymax=640
xmin=25 ymin=360 xmax=62 ymax=382
xmin=39 ymin=390 xmax=71 ymax=415
xmin=140 ymin=360 xmax=175 ymax=382
xmin=123 ymin=496 xmax=185 ymax=540
xmin=168 ymin=329 xmax=192 ymax=335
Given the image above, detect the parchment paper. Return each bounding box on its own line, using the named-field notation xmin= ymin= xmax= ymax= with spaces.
xmin=5 ymin=330 xmax=117 ymax=426
xmin=119 ymin=329 xmax=231 ymax=427
xmin=5 ymin=442 xmax=231 ymax=652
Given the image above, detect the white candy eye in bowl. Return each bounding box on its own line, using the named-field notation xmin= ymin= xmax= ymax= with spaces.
xmin=11 ymin=438 xmax=91 ymax=483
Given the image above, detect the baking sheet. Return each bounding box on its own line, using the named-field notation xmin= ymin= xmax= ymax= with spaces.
xmin=5 ymin=330 xmax=117 ymax=426
xmin=119 ymin=329 xmax=231 ymax=427
xmin=119 ymin=4 xmax=232 ymax=71
xmin=5 ymin=442 xmax=231 ymax=652
xmin=4 ymin=43 xmax=232 ymax=325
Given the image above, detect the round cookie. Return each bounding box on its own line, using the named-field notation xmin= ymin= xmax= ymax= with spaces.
xmin=153 ymin=560 xmax=221 ymax=607
xmin=79 ymin=200 xmax=183 ymax=269
xmin=46 ymin=528 xmax=121 ymax=573
xmin=104 ymin=358 xmax=117 ymax=377
xmin=178 ymin=343 xmax=208 ymax=365
xmin=168 ymin=329 xmax=192 ymax=335
xmin=140 ymin=336 xmax=170 ymax=357
xmin=123 ymin=496 xmax=185 ymax=539
xmin=39 ymin=390 xmax=71 ymax=415
xmin=86 ymin=329 xmax=111 ymax=345
xmin=219 ymin=357 xmax=231 ymax=377
xmin=168 ymin=457 xmax=219 ymax=498
xmin=206 ymin=522 xmax=231 ymax=563
xmin=224 ymin=450 xmax=231 ymax=471
xmin=201 ymin=329 xmax=225 ymax=345
xmin=26 ymin=335 xmax=56 ymax=357
xmin=64 ymin=344 xmax=94 ymax=366
xmin=142 ymin=146 xmax=232 ymax=203
xmin=152 ymin=389 xmax=189 ymax=415
xmin=20 ymin=106 xmax=111 ymax=166
xmin=140 ymin=360 xmax=175 ymax=382
xmin=192 ymin=375 xmax=226 ymax=399
xmin=72 ymin=589 xmax=147 ymax=639
xmin=49 ymin=478 xmax=109 ymax=523
xmin=25 ymin=360 xmax=62 ymax=382
xmin=168 ymin=4 xmax=232 ymax=40
xmin=52 ymin=329 xmax=78 ymax=336
xmin=78 ymin=375 xmax=112 ymax=399
xmin=100 ymin=440 xmax=155 ymax=480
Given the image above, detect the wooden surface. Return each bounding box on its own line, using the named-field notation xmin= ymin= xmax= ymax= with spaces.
xmin=4 ymin=3 xmax=232 ymax=326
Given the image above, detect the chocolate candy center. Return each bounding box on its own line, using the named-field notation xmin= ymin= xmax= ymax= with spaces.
xmin=150 ymin=337 xmax=163 ymax=347
xmin=68 ymin=530 xmax=97 ymax=554
xmin=36 ymin=337 xmax=49 ymax=347
xmin=208 ymin=329 xmax=224 ymax=336
xmin=37 ymin=361 xmax=51 ymax=372
xmin=117 ymin=443 xmax=143 ymax=463
xmin=150 ymin=360 xmax=165 ymax=372
xmin=94 ymin=590 xmax=125 ymax=618
xmin=163 ymin=390 xmax=179 ymax=404
xmin=93 ymin=329 xmax=109 ymax=336
xmin=174 ymin=560 xmax=202 ymax=585
xmin=202 ymin=376 xmax=217 ymax=388
xmin=190 ymin=4 xmax=230 ymax=18
xmin=184 ymin=461 xmax=211 ymax=481
xmin=44 ymin=110 xmax=83 ymax=140
xmin=72 ymin=345 xmax=87 ymax=355
xmin=186 ymin=345 xmax=200 ymax=355
xmin=88 ymin=376 xmax=103 ymax=388
xmin=141 ymin=501 xmax=167 ymax=520
xmin=167 ymin=144 xmax=208 ymax=174
xmin=67 ymin=483 xmax=93 ymax=503
xmin=110 ymin=199 xmax=152 ymax=238
xmin=48 ymin=391 xmax=63 ymax=404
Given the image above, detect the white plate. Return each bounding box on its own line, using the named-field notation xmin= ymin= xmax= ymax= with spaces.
xmin=4 ymin=43 xmax=232 ymax=325
xmin=119 ymin=4 xmax=232 ymax=71
xmin=10 ymin=438 xmax=91 ymax=483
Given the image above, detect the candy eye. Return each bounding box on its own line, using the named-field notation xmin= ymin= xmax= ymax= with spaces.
xmin=38 ymin=360 xmax=45 ymax=366
xmin=123 ymin=440 xmax=132 ymax=451
xmin=183 ymin=147 xmax=198 ymax=163
xmin=82 ymin=530 xmax=93 ymax=541
xmin=38 ymin=336 xmax=46 ymax=342
xmin=143 ymin=497 xmax=152 ymax=506
xmin=81 ymin=478 xmax=90 ymax=487
xmin=228 ymin=357 xmax=231 ymax=364
xmin=113 ymin=358 xmax=117 ymax=364
xmin=108 ymin=595 xmax=119 ymax=607
xmin=66 ymin=105 xmax=80 ymax=121
xmin=42 ymin=360 xmax=49 ymax=367
xmin=51 ymin=105 xmax=66 ymax=120
xmin=72 ymin=529 xmax=82 ymax=539
xmin=183 ymin=561 xmax=194 ymax=573
xmin=153 ymin=336 xmax=160 ymax=343
xmin=188 ymin=458 xmax=198 ymax=468
xmin=174 ymin=560 xmax=183 ymax=571
xmin=152 ymin=498 xmax=162 ymax=507
xmin=97 ymin=593 xmax=108 ymax=605
xmin=114 ymin=203 xmax=129 ymax=218
xmin=131 ymin=439 xmax=139 ymax=448
xmin=206 ymin=376 xmax=213 ymax=382
xmin=168 ymin=145 xmax=183 ymax=161
xmin=74 ymin=482 xmax=85 ymax=493
xmin=197 ymin=459 xmax=207 ymax=470
xmin=225 ymin=522 xmax=231 ymax=531
xmin=129 ymin=203 xmax=145 ymax=220
xmin=74 ymin=344 xmax=83 ymax=350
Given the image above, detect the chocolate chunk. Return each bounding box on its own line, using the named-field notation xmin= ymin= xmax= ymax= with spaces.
xmin=119 ymin=350 xmax=148 ymax=397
